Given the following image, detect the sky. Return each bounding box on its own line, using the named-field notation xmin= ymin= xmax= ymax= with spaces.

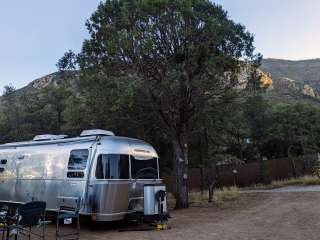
xmin=215 ymin=0 xmax=320 ymax=60
xmin=1 ymin=0 xmax=320 ymax=90
xmin=0 ymin=0 xmax=101 ymax=91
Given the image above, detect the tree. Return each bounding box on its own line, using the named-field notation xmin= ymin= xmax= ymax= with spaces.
xmin=0 ymin=75 xmax=74 ymax=142
xmin=39 ymin=82 xmax=70 ymax=132
xmin=0 ymin=85 xmax=23 ymax=142
xmin=266 ymin=102 xmax=320 ymax=176
xmin=60 ymin=0 xmax=259 ymax=208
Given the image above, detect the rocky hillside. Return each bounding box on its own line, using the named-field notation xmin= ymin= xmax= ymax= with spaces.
xmin=9 ymin=71 xmax=77 ymax=98
xmin=7 ymin=58 xmax=320 ymax=106
xmin=258 ymin=58 xmax=320 ymax=105
xmin=10 ymin=72 xmax=60 ymax=97
xmin=261 ymin=58 xmax=320 ymax=87
xmin=261 ymin=58 xmax=320 ymax=97
xmin=30 ymin=73 xmax=58 ymax=89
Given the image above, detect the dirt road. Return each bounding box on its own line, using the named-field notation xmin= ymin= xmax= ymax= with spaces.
xmin=14 ymin=192 xmax=320 ymax=240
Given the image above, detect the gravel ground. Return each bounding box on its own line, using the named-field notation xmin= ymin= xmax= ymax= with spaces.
xmin=4 ymin=191 xmax=320 ymax=240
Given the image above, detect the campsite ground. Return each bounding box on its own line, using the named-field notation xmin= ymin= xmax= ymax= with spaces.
xmin=39 ymin=191 xmax=320 ymax=240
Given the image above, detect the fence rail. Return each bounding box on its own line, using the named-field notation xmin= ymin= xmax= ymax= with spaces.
xmin=162 ymin=154 xmax=320 ymax=192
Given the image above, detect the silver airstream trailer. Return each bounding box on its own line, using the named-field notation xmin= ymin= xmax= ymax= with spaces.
xmin=0 ymin=129 xmax=166 ymax=221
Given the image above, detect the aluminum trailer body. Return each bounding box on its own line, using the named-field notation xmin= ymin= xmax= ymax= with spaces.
xmin=0 ymin=129 xmax=162 ymax=221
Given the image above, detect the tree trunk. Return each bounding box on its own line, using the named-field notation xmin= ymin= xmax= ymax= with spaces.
xmin=200 ymin=166 xmax=204 ymax=195
xmin=290 ymin=158 xmax=297 ymax=178
xmin=258 ymin=154 xmax=264 ymax=183
xmin=208 ymin=183 xmax=214 ymax=203
xmin=57 ymin=109 xmax=62 ymax=131
xmin=287 ymin=145 xmax=297 ymax=178
xmin=198 ymin=133 xmax=204 ymax=195
xmin=172 ymin=137 xmax=189 ymax=209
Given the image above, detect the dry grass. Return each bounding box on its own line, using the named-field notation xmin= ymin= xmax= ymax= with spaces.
xmin=212 ymin=186 xmax=240 ymax=205
xmin=167 ymin=176 xmax=320 ymax=208
xmin=166 ymin=192 xmax=176 ymax=209
xmin=167 ymin=186 xmax=240 ymax=208
xmin=249 ymin=175 xmax=320 ymax=190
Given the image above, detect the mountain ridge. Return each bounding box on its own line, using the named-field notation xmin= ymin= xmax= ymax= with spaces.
xmin=6 ymin=58 xmax=320 ymax=107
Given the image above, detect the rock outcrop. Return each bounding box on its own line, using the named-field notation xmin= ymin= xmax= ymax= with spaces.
xmin=302 ymin=84 xmax=316 ymax=97
xmin=30 ymin=73 xmax=57 ymax=89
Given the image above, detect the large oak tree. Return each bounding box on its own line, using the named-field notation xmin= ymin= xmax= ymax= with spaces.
xmin=63 ymin=0 xmax=259 ymax=208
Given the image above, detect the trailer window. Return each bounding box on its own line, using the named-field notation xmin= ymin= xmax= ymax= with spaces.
xmin=131 ymin=156 xmax=158 ymax=179
xmin=68 ymin=149 xmax=89 ymax=170
xmin=95 ymin=154 xmax=129 ymax=179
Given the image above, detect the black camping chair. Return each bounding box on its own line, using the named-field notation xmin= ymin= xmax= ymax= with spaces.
xmin=0 ymin=208 xmax=8 ymax=240
xmin=56 ymin=197 xmax=80 ymax=240
xmin=8 ymin=201 xmax=47 ymax=240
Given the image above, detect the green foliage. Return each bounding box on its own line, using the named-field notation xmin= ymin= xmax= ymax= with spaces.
xmin=56 ymin=50 xmax=77 ymax=71
xmin=267 ymin=102 xmax=320 ymax=157
xmin=0 ymin=76 xmax=74 ymax=142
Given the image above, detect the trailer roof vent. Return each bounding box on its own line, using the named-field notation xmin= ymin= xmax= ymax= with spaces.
xmin=80 ymin=129 xmax=115 ymax=137
xmin=33 ymin=134 xmax=68 ymax=141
